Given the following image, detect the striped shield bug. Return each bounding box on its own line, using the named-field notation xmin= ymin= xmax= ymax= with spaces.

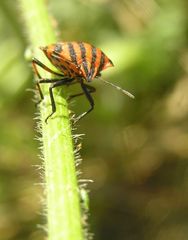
xmin=32 ymin=41 xmax=134 ymax=123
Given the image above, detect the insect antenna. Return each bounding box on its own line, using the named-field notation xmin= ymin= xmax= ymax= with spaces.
xmin=99 ymin=77 xmax=135 ymax=99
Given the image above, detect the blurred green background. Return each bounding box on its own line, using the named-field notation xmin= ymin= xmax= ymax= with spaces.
xmin=1 ymin=0 xmax=188 ymax=239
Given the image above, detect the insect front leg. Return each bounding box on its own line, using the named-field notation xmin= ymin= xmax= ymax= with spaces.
xmin=75 ymin=80 xmax=95 ymax=122
xmin=68 ymin=84 xmax=96 ymax=101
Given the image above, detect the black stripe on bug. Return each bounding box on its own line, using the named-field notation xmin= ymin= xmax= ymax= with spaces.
xmin=78 ymin=42 xmax=89 ymax=81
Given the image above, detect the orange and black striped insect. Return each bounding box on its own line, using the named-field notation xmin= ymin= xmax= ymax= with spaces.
xmin=32 ymin=41 xmax=134 ymax=123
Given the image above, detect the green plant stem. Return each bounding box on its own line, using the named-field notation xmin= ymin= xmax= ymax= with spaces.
xmin=19 ymin=1 xmax=83 ymax=240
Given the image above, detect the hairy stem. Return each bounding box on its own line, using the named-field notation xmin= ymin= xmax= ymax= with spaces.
xmin=19 ymin=0 xmax=83 ymax=239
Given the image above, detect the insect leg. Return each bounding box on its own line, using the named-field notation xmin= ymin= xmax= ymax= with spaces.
xmin=38 ymin=78 xmax=69 ymax=84
xmin=68 ymin=84 xmax=96 ymax=100
xmin=36 ymin=78 xmax=65 ymax=103
xmin=75 ymin=80 xmax=95 ymax=122
xmin=32 ymin=58 xmax=64 ymax=103
xmin=45 ymin=78 xmax=73 ymax=123
xmin=32 ymin=58 xmax=64 ymax=78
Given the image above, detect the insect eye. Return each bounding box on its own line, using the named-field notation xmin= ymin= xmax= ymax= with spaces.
xmin=54 ymin=44 xmax=62 ymax=53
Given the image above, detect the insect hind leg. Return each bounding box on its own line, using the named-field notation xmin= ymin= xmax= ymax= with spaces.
xmin=32 ymin=58 xmax=64 ymax=78
xmin=32 ymin=58 xmax=65 ymax=103
xmin=35 ymin=78 xmax=67 ymax=106
xmin=44 ymin=78 xmax=74 ymax=123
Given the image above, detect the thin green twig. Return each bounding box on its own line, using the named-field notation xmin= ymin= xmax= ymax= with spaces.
xmin=19 ymin=0 xmax=84 ymax=239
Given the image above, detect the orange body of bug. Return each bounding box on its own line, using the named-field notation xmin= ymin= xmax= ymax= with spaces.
xmin=40 ymin=41 xmax=114 ymax=81
xmin=32 ymin=41 xmax=133 ymax=123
